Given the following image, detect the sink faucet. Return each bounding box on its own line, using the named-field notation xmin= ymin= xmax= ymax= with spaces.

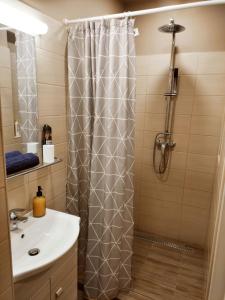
xmin=9 ymin=208 xmax=28 ymax=231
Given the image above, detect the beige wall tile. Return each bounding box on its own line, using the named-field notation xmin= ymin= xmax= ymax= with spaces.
xmin=175 ymin=95 xmax=194 ymax=115
xmin=136 ymin=94 xmax=146 ymax=113
xmin=183 ymin=189 xmax=211 ymax=209
xmin=0 ymin=88 xmax=13 ymax=109
xmin=160 ymin=201 xmax=182 ymax=240
xmin=193 ymin=96 xmax=225 ymax=116
xmin=142 ymin=148 xmax=153 ymax=165
xmin=136 ymin=56 xmax=150 ymax=76
xmin=137 ymin=199 xmax=182 ymax=240
xmin=0 ymin=188 xmax=8 ymax=242
xmin=0 ymin=47 xmax=10 ymax=68
xmin=144 ymin=113 xmax=164 ymax=131
xmin=196 ymin=75 xmax=225 ymax=96
xmin=179 ymin=75 xmax=196 ymax=96
xmin=1 ymin=107 xmax=14 ymax=127
xmin=135 ymin=147 xmax=143 ymax=164
xmin=38 ymin=83 xmax=66 ymax=116
xmin=36 ymin=48 xmax=65 ymax=86
xmin=137 ymin=211 xmax=164 ymax=237
xmin=6 ymin=175 xmax=28 ymax=192
xmin=37 ymin=34 xmax=66 ymax=57
xmin=147 ymin=54 xmax=170 ymax=75
xmin=148 ymin=75 xmax=168 ymax=94
xmin=197 ymin=52 xmax=225 ymax=74
xmin=135 ymin=113 xmax=145 ymax=130
xmin=0 ymin=239 xmax=12 ymax=294
xmin=7 ymin=184 xmax=29 ymax=211
xmin=0 ymin=68 xmax=11 ymax=88
xmin=52 ymin=192 xmax=66 ymax=212
xmin=136 ymin=76 xmax=148 ymax=94
xmin=185 ymin=170 xmax=214 ymax=192
xmin=191 ymin=116 xmax=221 ymax=136
xmin=136 ymin=56 xmax=149 ymax=75
xmin=142 ymin=165 xmax=185 ymax=188
xmin=51 ymin=168 xmax=66 ymax=199
xmin=141 ymin=181 xmax=183 ymax=203
xmin=135 ymin=130 xmax=144 ymax=147
xmin=0 ymin=155 xmax=5 ymax=188
xmin=2 ymin=126 xmax=20 ymax=146
xmin=189 ymin=135 xmax=219 ymax=156
xmin=146 ymin=95 xmax=165 ymax=114
xmin=143 ymin=131 xmax=156 ymax=149
xmin=176 ymin=52 xmax=198 ymax=75
xmin=187 ymin=153 xmax=217 ymax=174
xmin=170 ymin=151 xmax=187 ymax=170
xmin=173 ymin=134 xmax=189 ymax=153
xmin=173 ymin=115 xmax=191 ymax=134
xmin=180 ymin=205 xmax=209 ymax=247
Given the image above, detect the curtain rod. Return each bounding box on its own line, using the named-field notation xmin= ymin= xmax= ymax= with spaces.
xmin=63 ymin=0 xmax=225 ymax=24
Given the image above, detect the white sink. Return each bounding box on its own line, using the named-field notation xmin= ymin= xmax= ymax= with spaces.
xmin=10 ymin=208 xmax=80 ymax=282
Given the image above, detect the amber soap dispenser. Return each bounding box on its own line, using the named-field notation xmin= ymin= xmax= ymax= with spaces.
xmin=33 ymin=186 xmax=46 ymax=217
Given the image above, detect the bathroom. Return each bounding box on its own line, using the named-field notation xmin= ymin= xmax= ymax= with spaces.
xmin=0 ymin=0 xmax=225 ymax=299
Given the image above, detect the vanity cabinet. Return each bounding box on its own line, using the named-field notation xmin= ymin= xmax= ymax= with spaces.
xmin=14 ymin=243 xmax=78 ymax=300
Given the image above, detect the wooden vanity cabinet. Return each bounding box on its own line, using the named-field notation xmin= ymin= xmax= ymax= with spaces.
xmin=14 ymin=243 xmax=78 ymax=300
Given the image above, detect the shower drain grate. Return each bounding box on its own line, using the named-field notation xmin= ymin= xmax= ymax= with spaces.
xmin=135 ymin=232 xmax=195 ymax=254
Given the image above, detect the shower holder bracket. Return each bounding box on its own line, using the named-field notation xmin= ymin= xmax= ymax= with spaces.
xmin=164 ymin=92 xmax=177 ymax=97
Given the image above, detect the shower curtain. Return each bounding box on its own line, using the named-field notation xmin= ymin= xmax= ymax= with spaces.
xmin=66 ymin=18 xmax=135 ymax=299
xmin=16 ymin=32 xmax=38 ymax=143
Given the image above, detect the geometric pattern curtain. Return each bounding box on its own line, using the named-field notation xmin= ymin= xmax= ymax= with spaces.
xmin=16 ymin=31 xmax=38 ymax=143
xmin=66 ymin=18 xmax=136 ymax=300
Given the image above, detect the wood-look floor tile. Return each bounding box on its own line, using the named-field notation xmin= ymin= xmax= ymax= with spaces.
xmin=78 ymin=237 xmax=205 ymax=300
xmin=132 ymin=237 xmax=205 ymax=300
xmin=118 ymin=291 xmax=153 ymax=300
xmin=132 ymin=278 xmax=175 ymax=300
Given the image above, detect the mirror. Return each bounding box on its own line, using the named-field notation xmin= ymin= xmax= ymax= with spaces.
xmin=0 ymin=25 xmax=40 ymax=176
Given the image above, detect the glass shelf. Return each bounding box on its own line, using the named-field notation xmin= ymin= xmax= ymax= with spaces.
xmin=6 ymin=158 xmax=62 ymax=180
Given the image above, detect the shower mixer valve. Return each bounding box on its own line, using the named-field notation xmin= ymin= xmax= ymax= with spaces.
xmin=155 ymin=133 xmax=176 ymax=151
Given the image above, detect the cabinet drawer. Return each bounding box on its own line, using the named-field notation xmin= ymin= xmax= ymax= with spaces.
xmin=31 ymin=280 xmax=50 ymax=300
xmin=51 ymin=268 xmax=77 ymax=300
xmin=51 ymin=247 xmax=77 ymax=290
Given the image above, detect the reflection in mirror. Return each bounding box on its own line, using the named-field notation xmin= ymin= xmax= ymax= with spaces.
xmin=15 ymin=31 xmax=38 ymax=144
xmin=0 ymin=25 xmax=40 ymax=176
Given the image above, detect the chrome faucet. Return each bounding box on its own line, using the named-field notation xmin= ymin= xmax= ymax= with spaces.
xmin=9 ymin=208 xmax=28 ymax=231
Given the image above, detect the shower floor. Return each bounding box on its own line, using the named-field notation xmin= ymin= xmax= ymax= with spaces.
xmin=78 ymin=236 xmax=205 ymax=300
xmin=118 ymin=237 xmax=205 ymax=300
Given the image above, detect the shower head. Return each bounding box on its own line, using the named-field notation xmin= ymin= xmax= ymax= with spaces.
xmin=158 ymin=18 xmax=185 ymax=34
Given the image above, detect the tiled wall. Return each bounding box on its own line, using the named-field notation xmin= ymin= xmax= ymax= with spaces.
xmin=0 ymin=15 xmax=67 ymax=212
xmin=206 ymin=109 xmax=225 ymax=298
xmin=0 ymin=103 xmax=14 ymax=299
xmin=134 ymin=52 xmax=225 ymax=248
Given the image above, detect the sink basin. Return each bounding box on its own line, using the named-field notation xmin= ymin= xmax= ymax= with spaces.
xmin=10 ymin=208 xmax=80 ymax=282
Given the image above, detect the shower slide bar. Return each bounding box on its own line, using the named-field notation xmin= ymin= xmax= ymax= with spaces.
xmin=64 ymin=0 xmax=225 ymax=24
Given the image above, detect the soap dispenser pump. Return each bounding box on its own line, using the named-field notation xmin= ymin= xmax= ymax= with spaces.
xmin=33 ymin=186 xmax=46 ymax=217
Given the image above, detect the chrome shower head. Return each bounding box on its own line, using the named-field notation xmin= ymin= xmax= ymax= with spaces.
xmin=158 ymin=18 xmax=185 ymax=33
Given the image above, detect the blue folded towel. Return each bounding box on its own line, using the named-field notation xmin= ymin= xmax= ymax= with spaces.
xmin=5 ymin=151 xmax=22 ymax=159
xmin=5 ymin=151 xmax=40 ymax=175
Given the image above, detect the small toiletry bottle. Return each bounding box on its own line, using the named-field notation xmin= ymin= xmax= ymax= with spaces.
xmin=42 ymin=124 xmax=52 ymax=145
xmin=33 ymin=186 xmax=46 ymax=217
xmin=14 ymin=120 xmax=21 ymax=138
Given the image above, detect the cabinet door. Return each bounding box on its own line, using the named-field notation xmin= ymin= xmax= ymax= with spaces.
xmin=51 ymin=269 xmax=77 ymax=300
xmin=31 ymin=280 xmax=50 ymax=300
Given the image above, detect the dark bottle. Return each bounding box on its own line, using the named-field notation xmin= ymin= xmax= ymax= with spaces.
xmin=42 ymin=124 xmax=52 ymax=145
